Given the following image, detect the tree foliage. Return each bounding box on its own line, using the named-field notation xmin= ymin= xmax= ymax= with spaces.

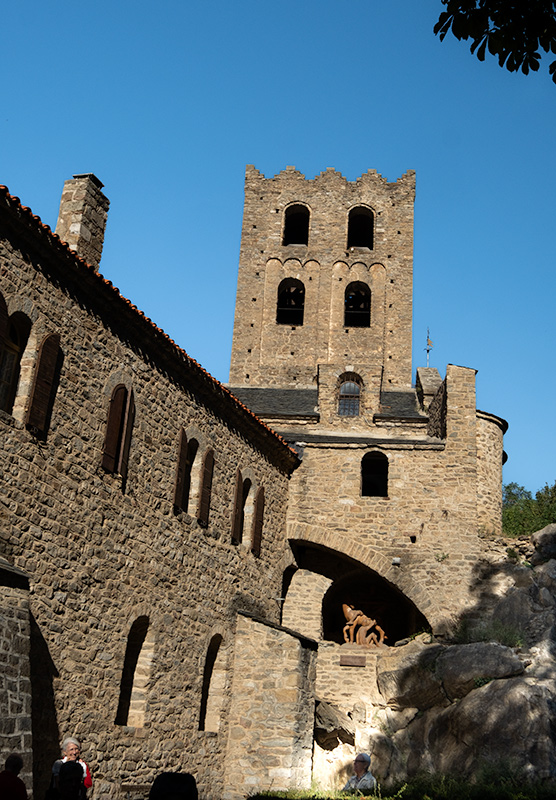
xmin=434 ymin=1 xmax=556 ymax=83
xmin=502 ymin=480 xmax=556 ymax=537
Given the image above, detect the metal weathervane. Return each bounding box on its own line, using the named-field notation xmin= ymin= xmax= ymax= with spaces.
xmin=425 ymin=328 xmax=433 ymax=367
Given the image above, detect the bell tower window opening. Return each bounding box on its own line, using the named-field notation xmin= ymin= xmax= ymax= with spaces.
xmin=276 ymin=278 xmax=305 ymax=326
xmin=282 ymin=204 xmax=309 ymax=246
xmin=361 ymin=452 xmax=388 ymax=497
xmin=347 ymin=206 xmax=374 ymax=249
xmin=344 ymin=282 xmax=371 ymax=328
xmin=338 ymin=376 xmax=361 ymax=416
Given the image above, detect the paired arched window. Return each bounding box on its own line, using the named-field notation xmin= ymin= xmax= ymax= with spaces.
xmin=347 ymin=206 xmax=374 ymax=249
xmin=282 ymin=204 xmax=310 ymax=246
xmin=276 ymin=278 xmax=305 ymax=326
xmin=115 ymin=616 xmax=154 ymax=728
xmin=102 ymin=384 xmax=135 ymax=488
xmin=361 ymin=452 xmax=388 ymax=497
xmin=344 ymin=282 xmax=371 ymax=328
xmin=0 ymin=297 xmax=31 ymax=415
xmin=338 ymin=375 xmax=361 ymax=416
xmin=174 ymin=430 xmax=214 ymax=526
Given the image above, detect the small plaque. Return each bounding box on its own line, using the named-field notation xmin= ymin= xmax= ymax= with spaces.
xmin=339 ymin=654 xmax=367 ymax=667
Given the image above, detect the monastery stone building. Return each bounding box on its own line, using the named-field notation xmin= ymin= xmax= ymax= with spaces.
xmin=0 ymin=167 xmax=506 ymax=799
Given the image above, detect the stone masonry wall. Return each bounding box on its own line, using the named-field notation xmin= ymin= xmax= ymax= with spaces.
xmin=476 ymin=412 xmax=506 ymax=536
xmin=285 ymin=366 xmax=496 ymax=632
xmin=0 ymin=579 xmax=32 ymax=796
xmin=223 ymin=614 xmax=317 ymax=800
xmin=0 ymin=194 xmax=297 ymax=800
xmin=230 ymin=166 xmax=415 ymax=390
xmin=281 ymin=570 xmax=333 ymax=640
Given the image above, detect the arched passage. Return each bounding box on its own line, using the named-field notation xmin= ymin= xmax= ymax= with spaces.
xmin=288 ymin=540 xmax=430 ymax=645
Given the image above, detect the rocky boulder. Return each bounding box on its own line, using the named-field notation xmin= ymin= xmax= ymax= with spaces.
xmin=435 ymin=642 xmax=525 ymax=701
xmin=388 ymin=675 xmax=555 ymax=780
xmin=376 ymin=642 xmax=448 ymax=710
xmin=531 ymin=524 xmax=556 ymax=564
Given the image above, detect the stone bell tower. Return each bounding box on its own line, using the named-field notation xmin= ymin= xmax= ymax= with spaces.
xmin=229 ymin=165 xmax=416 ymax=392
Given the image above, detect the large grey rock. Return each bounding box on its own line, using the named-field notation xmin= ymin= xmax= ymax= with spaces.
xmin=436 ymin=642 xmax=525 ymax=701
xmin=390 ymin=676 xmax=555 ymax=780
xmin=532 ymin=524 xmax=556 ymax=564
xmin=376 ymin=642 xmax=447 ymax=710
xmin=314 ymin=699 xmax=355 ymax=748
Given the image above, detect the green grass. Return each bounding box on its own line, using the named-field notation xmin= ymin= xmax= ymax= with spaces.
xmin=248 ymin=768 xmax=555 ymax=800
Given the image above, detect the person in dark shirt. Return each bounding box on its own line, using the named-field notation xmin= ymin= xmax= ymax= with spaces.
xmin=0 ymin=753 xmax=28 ymax=800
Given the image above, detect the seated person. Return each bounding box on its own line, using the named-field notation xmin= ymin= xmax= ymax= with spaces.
xmin=342 ymin=753 xmax=376 ymax=795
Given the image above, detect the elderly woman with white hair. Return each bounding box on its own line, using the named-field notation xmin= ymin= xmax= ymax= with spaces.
xmin=342 ymin=753 xmax=377 ymax=795
xmin=51 ymin=737 xmax=92 ymax=799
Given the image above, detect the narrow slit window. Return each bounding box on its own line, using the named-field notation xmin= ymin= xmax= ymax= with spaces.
xmin=347 ymin=206 xmax=374 ymax=249
xmin=26 ymin=332 xmax=62 ymax=436
xmin=251 ymin=486 xmax=265 ymax=557
xmin=199 ymin=634 xmax=225 ymax=732
xmin=277 ymin=278 xmax=305 ymax=326
xmin=102 ymin=384 xmax=135 ymax=488
xmin=344 ymin=282 xmax=371 ymax=328
xmin=0 ymin=304 xmax=31 ymax=415
xmin=282 ymin=204 xmax=309 ymax=245
xmin=197 ymin=448 xmax=215 ymax=527
xmin=174 ymin=430 xmax=199 ymax=514
xmin=115 ymin=616 xmax=153 ymax=728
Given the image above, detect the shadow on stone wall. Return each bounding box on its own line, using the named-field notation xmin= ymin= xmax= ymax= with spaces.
xmin=30 ymin=612 xmax=60 ymax=800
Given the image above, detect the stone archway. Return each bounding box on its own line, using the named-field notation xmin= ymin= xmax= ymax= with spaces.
xmin=287 ymin=540 xmax=430 ymax=645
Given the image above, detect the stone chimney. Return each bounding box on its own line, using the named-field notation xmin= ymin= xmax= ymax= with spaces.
xmin=55 ymin=174 xmax=109 ymax=271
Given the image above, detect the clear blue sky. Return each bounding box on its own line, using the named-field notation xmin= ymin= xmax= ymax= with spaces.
xmin=2 ymin=1 xmax=555 ymax=494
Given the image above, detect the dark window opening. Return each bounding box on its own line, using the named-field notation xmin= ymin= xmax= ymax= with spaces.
xmin=344 ymin=282 xmax=371 ymax=328
xmin=0 ymin=308 xmax=31 ymax=415
xmin=174 ymin=430 xmax=199 ymax=513
xmin=361 ymin=452 xmax=388 ymax=497
xmin=102 ymin=384 xmax=135 ymax=490
xmin=232 ymin=469 xmax=252 ymax=545
xmin=251 ymin=486 xmax=265 ymax=557
xmin=198 ymin=634 xmax=223 ymax=731
xmin=115 ymin=616 xmax=149 ymax=725
xmin=26 ymin=333 xmax=63 ymax=438
xmin=276 ymin=278 xmax=305 ymax=326
xmin=347 ymin=206 xmax=374 ymax=249
xmin=282 ymin=204 xmax=309 ymax=245
xmin=338 ymin=379 xmax=361 ymax=417
xmin=197 ymin=449 xmax=214 ymax=527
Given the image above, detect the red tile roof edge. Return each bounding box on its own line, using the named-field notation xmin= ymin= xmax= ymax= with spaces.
xmin=0 ymin=184 xmax=299 ymax=464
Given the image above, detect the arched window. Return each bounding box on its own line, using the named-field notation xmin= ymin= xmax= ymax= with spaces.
xmin=338 ymin=376 xmax=361 ymax=416
xmin=197 ymin=448 xmax=215 ymax=528
xmin=251 ymin=486 xmax=265 ymax=557
xmin=361 ymin=452 xmax=388 ymax=497
xmin=199 ymin=634 xmax=226 ymax=732
xmin=344 ymin=282 xmax=371 ymax=328
xmin=0 ymin=303 xmax=31 ymax=415
xmin=173 ymin=430 xmax=199 ymax=514
xmin=102 ymin=384 xmax=135 ymax=488
xmin=26 ymin=332 xmax=62 ymax=437
xmin=282 ymin=204 xmax=309 ymax=246
xmin=276 ymin=278 xmax=305 ymax=326
xmin=231 ymin=470 xmax=254 ymax=545
xmin=115 ymin=616 xmax=154 ymax=728
xmin=347 ymin=206 xmax=374 ymax=249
